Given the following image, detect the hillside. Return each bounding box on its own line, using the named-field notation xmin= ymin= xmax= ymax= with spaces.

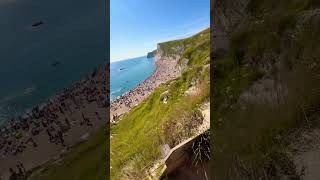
xmin=110 ymin=28 xmax=210 ymax=179
xmin=212 ymin=0 xmax=320 ymax=179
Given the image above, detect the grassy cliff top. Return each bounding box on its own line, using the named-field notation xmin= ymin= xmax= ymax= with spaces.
xmin=157 ymin=28 xmax=210 ymax=59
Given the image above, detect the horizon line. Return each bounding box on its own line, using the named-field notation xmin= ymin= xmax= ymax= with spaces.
xmin=111 ymin=55 xmax=149 ymax=63
xmin=110 ymin=26 xmax=209 ymax=63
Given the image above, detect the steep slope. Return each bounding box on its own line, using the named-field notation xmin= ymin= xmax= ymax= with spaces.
xmin=110 ymin=28 xmax=210 ymax=179
xmin=212 ymin=0 xmax=320 ymax=179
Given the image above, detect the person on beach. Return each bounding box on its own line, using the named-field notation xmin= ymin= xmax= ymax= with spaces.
xmin=17 ymin=164 xmax=24 ymax=179
xmin=9 ymin=168 xmax=17 ymax=180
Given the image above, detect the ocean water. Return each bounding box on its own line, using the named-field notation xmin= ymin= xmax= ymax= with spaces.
xmin=110 ymin=56 xmax=155 ymax=101
xmin=0 ymin=0 xmax=107 ymax=125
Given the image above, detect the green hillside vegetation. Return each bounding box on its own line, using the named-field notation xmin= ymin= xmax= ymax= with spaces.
xmin=110 ymin=28 xmax=210 ymax=179
xmin=213 ymin=0 xmax=320 ymax=179
xmin=28 ymin=127 xmax=108 ymax=180
xmin=158 ymin=28 xmax=210 ymax=60
xmin=147 ymin=50 xmax=157 ymax=58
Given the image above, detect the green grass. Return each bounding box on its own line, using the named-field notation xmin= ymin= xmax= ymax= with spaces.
xmin=212 ymin=0 xmax=320 ymax=179
xmin=158 ymin=28 xmax=210 ymax=59
xmin=247 ymin=0 xmax=320 ymax=17
xmin=110 ymin=28 xmax=210 ymax=179
xmin=213 ymin=68 xmax=320 ymax=179
xmin=110 ymin=71 xmax=209 ymax=179
xmin=213 ymin=53 xmax=264 ymax=121
xmin=29 ymin=126 xmax=108 ymax=180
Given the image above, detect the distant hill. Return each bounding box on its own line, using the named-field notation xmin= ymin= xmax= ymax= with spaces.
xmin=147 ymin=50 xmax=156 ymax=58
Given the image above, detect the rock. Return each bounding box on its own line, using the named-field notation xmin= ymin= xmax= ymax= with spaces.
xmin=161 ymin=144 xmax=171 ymax=159
xmin=160 ymin=91 xmax=169 ymax=104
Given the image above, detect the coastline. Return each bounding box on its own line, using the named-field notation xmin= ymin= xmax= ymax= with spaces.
xmin=0 ymin=64 xmax=108 ymax=179
xmin=0 ymin=65 xmax=107 ymax=128
xmin=110 ymin=56 xmax=155 ymax=102
xmin=110 ymin=53 xmax=181 ymax=122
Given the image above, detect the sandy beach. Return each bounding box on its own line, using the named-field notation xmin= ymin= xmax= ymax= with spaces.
xmin=110 ymin=54 xmax=181 ymax=122
xmin=0 ymin=64 xmax=108 ymax=180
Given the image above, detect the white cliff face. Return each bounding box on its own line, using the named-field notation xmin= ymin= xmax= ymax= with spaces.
xmin=156 ymin=38 xmax=187 ymax=61
xmin=213 ymin=0 xmax=249 ymax=33
xmin=155 ymin=43 xmax=183 ymax=70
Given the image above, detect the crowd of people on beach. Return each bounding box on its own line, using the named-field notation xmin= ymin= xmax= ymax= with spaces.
xmin=0 ymin=64 xmax=108 ymax=179
xmin=110 ymin=57 xmax=181 ymax=122
xmin=7 ymin=162 xmax=26 ymax=180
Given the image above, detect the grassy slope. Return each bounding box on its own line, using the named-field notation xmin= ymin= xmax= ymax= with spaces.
xmin=29 ymin=126 xmax=108 ymax=180
xmin=213 ymin=0 xmax=320 ymax=179
xmin=110 ymin=28 xmax=210 ymax=179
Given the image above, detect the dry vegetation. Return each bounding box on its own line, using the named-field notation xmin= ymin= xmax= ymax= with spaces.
xmin=212 ymin=0 xmax=320 ymax=179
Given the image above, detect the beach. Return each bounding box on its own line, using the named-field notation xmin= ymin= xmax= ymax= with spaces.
xmin=0 ymin=64 xmax=108 ymax=180
xmin=110 ymin=54 xmax=181 ymax=122
xmin=110 ymin=56 xmax=156 ymax=101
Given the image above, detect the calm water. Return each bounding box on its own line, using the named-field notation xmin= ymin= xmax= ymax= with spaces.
xmin=110 ymin=56 xmax=155 ymax=101
xmin=0 ymin=0 xmax=108 ymax=125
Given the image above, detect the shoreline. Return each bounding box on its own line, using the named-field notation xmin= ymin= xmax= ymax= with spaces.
xmin=0 ymin=64 xmax=108 ymax=180
xmin=110 ymin=54 xmax=181 ymax=122
xmin=110 ymin=57 xmax=156 ymax=102
xmin=0 ymin=63 xmax=108 ymax=128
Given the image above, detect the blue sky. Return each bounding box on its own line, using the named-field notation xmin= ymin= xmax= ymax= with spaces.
xmin=111 ymin=0 xmax=210 ymax=62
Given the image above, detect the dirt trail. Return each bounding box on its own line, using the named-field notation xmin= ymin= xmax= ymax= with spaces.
xmin=198 ymin=102 xmax=210 ymax=134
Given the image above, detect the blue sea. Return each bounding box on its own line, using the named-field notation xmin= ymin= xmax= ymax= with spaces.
xmin=0 ymin=0 xmax=107 ymax=125
xmin=110 ymin=56 xmax=155 ymax=101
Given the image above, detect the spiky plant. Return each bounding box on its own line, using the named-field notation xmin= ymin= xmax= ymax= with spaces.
xmin=192 ymin=130 xmax=211 ymax=166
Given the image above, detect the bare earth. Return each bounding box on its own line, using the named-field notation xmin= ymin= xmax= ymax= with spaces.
xmin=291 ymin=127 xmax=320 ymax=180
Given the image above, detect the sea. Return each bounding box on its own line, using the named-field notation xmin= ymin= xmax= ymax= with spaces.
xmin=0 ymin=0 xmax=107 ymax=125
xmin=110 ymin=56 xmax=156 ymax=102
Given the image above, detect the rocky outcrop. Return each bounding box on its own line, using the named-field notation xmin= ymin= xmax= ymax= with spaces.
xmin=156 ymin=42 xmax=185 ymax=59
xmin=155 ymin=28 xmax=209 ymax=73
xmin=211 ymin=0 xmax=249 ymax=51
xmin=153 ymin=40 xmax=185 ymax=73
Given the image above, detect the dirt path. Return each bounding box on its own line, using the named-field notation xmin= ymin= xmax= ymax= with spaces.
xmin=197 ymin=102 xmax=210 ymax=134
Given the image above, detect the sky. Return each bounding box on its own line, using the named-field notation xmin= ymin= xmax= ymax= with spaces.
xmin=111 ymin=0 xmax=210 ymax=62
